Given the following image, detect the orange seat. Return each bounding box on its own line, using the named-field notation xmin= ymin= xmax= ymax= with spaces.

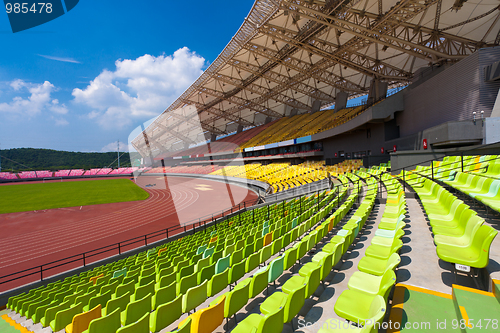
xmin=66 ymin=304 xmax=101 ymax=333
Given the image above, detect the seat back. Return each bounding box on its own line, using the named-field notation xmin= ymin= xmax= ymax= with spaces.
xmin=229 ymin=260 xmax=246 ymax=285
xmin=88 ymin=290 xmax=112 ymax=311
xmin=67 ymin=304 xmax=101 ymax=333
xmin=249 ymin=266 xmax=269 ymax=298
xmin=153 ymin=281 xmax=176 ymax=310
xmin=258 ymin=305 xmax=285 ymax=333
xmin=104 ymin=291 xmax=130 ymax=316
xmin=208 ymin=268 xmax=229 ymax=297
xmin=305 ymin=264 xmax=321 ymax=298
xmin=284 ymin=282 xmax=306 ymax=323
xmin=41 ymin=299 xmax=70 ymax=327
xmin=134 ymin=280 xmax=155 ymax=301
xmin=178 ymin=271 xmax=198 ymax=296
xmin=189 ymin=295 xmax=225 ymax=333
xmin=260 ymin=244 xmax=273 ymax=264
xmin=378 ymin=270 xmax=397 ymax=300
xmin=87 ymin=307 xmax=120 ymax=333
xmin=471 ymin=225 xmax=498 ymax=268
xmin=283 ymin=247 xmax=298 ymax=271
xmin=367 ymin=295 xmax=387 ymax=326
xmin=215 ymin=255 xmax=231 ymax=274
xmin=150 ymin=295 xmax=182 ymax=333
xmin=123 ymin=293 xmax=152 ymax=326
xmin=245 ymin=252 xmax=260 ymax=273
xmin=114 ymin=280 xmax=135 ymax=299
xmin=116 ymin=312 xmax=149 ymax=333
xmin=52 ymin=302 xmax=84 ymax=332
xmin=268 ymin=255 xmax=285 ymax=283
xmin=183 ymin=279 xmax=208 ymax=313
xmin=225 ymin=280 xmax=250 ymax=318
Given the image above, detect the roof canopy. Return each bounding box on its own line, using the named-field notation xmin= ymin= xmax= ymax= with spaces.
xmin=132 ymin=0 xmax=500 ymax=157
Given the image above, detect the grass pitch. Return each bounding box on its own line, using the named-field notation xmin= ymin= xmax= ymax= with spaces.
xmin=0 ymin=179 xmax=149 ymax=214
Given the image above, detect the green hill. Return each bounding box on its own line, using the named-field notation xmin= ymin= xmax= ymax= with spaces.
xmin=0 ymin=148 xmax=132 ymax=171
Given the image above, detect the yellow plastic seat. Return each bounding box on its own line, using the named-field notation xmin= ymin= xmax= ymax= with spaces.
xmin=66 ymin=305 xmax=102 ymax=333
xmin=178 ymin=295 xmax=226 ymax=333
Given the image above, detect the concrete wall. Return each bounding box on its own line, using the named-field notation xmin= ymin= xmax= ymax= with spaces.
xmin=398 ymin=47 xmax=500 ymax=137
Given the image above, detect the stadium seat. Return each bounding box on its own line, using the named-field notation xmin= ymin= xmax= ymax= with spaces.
xmin=66 ymin=304 xmax=101 ymax=333
xmin=150 ymin=295 xmax=182 ymax=333
xmin=117 ymin=312 xmax=149 ymax=333
xmin=82 ymin=308 xmax=121 ymax=333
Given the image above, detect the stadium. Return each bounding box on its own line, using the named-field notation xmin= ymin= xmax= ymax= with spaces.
xmin=1 ymin=0 xmax=500 ymax=332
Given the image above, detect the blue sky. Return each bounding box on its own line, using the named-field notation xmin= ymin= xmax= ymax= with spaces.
xmin=0 ymin=0 xmax=254 ymax=152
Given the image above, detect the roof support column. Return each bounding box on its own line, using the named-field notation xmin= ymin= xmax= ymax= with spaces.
xmin=312 ymin=99 xmax=322 ymax=113
xmin=367 ymin=79 xmax=388 ymax=106
xmin=334 ymin=92 xmax=349 ymax=112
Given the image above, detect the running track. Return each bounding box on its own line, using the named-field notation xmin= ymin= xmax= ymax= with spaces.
xmin=0 ymin=176 xmax=258 ymax=292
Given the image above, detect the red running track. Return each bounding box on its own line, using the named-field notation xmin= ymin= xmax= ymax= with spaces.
xmin=0 ymin=176 xmax=258 ymax=292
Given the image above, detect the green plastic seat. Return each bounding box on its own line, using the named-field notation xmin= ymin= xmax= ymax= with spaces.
xmin=113 ymin=280 xmax=135 ymax=299
xmin=262 ymin=281 xmax=306 ymax=324
xmin=231 ymin=305 xmax=284 ymax=333
xmin=117 ymin=312 xmax=149 ymax=333
xmin=268 ymin=255 xmax=284 ymax=284
xmin=152 ymin=281 xmax=176 ymax=310
xmin=82 ymin=307 xmax=120 ymax=333
xmin=131 ymin=279 xmax=155 ymax=302
xmin=436 ymin=224 xmax=498 ymax=268
xmin=334 ymin=292 xmax=386 ymax=325
xmin=249 ymin=266 xmax=270 ymax=298
xmin=84 ymin=290 xmax=112 ymax=312
xmin=215 ymin=255 xmax=231 ymax=274
xmin=229 ymin=260 xmax=246 ymax=285
xmin=245 ymin=252 xmax=260 ymax=273
xmin=347 ymin=269 xmax=396 ymax=300
xmin=365 ymin=238 xmax=402 ymax=260
xmin=198 ymin=262 xmax=216 ymax=284
xmin=41 ymin=299 xmax=71 ymax=327
xmin=177 ymin=271 xmax=198 ymax=296
xmin=103 ymin=291 xmax=130 ymax=316
xmin=283 ymin=247 xmax=298 ymax=271
xmin=50 ymin=302 xmax=84 ymax=332
xmin=183 ymin=279 xmax=208 ymax=313
xmin=208 ymin=267 xmax=229 ymax=297
xmin=150 ymin=295 xmax=182 ymax=333
xmin=120 ymin=293 xmax=152 ymax=326
xmin=210 ymin=278 xmax=250 ymax=321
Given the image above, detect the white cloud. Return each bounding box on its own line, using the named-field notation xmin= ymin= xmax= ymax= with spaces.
xmin=0 ymin=80 xmax=70 ymax=123
xmin=73 ymin=47 xmax=205 ymax=129
xmin=101 ymin=140 xmax=133 ymax=152
xmin=38 ymin=54 xmax=81 ymax=64
xmin=49 ymin=99 xmax=68 ymax=115
xmin=54 ymin=118 xmax=69 ymax=126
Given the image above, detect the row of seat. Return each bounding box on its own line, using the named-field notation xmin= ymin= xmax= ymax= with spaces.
xmin=405 ymin=172 xmax=497 ymax=269
xmin=326 ymin=172 xmax=404 ymax=332
xmin=443 ymin=171 xmax=500 ymax=214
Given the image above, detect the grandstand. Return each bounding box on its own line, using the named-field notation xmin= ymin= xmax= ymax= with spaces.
xmin=2 ymin=0 xmax=500 ymax=332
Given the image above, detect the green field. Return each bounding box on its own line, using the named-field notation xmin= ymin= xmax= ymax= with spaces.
xmin=0 ymin=179 xmax=150 ymax=214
